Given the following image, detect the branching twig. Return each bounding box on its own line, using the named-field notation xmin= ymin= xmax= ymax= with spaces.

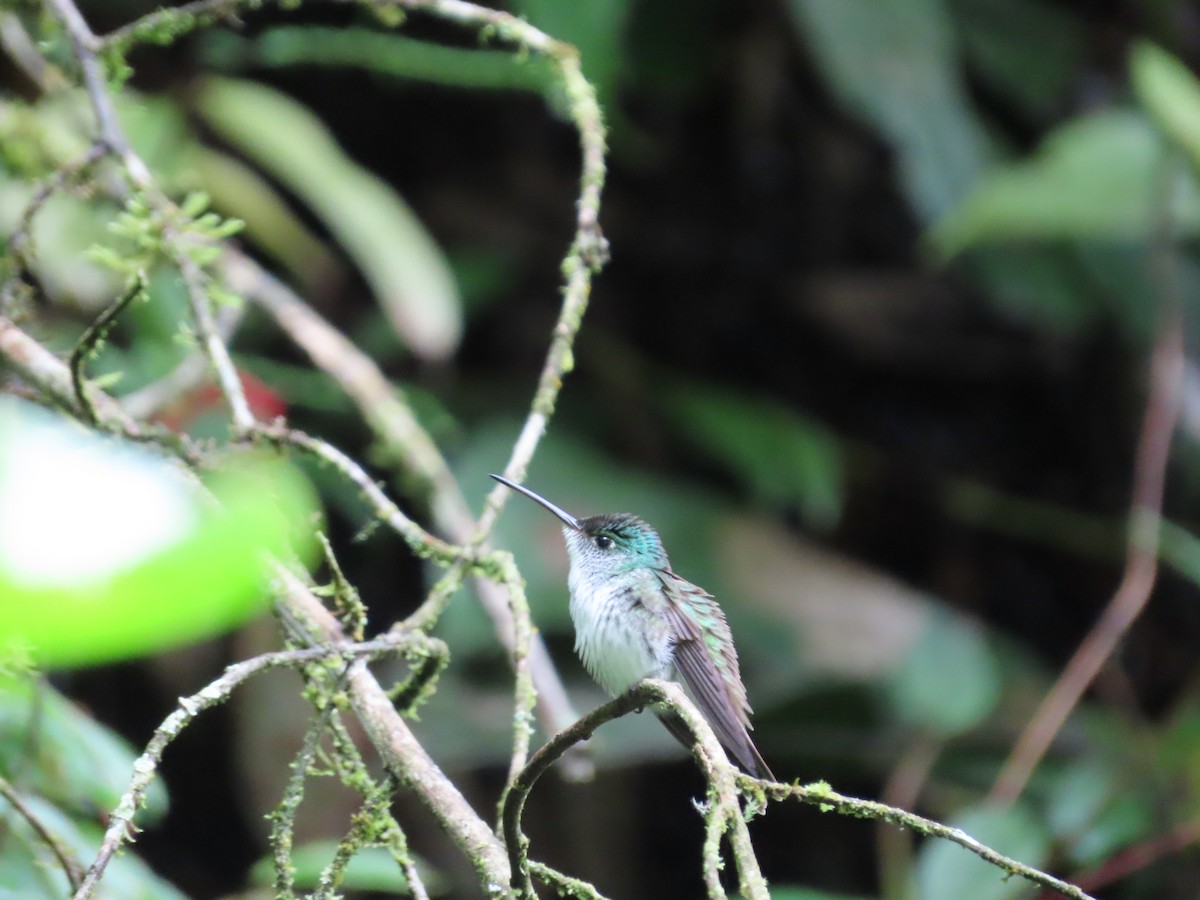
xmin=73 ymin=636 xmax=413 ymax=899
xmin=47 ymin=0 xmax=256 ymax=434
xmin=1 ymin=317 xmax=144 ymax=435
xmin=1 ymin=310 xmax=511 ymax=895
xmin=271 ymin=565 xmax=512 ymax=891
xmin=20 ymin=0 xmax=606 ymax=894
xmin=223 ymin=194 xmax=584 ymax=750
xmin=267 ymin=663 xmax=352 ymax=899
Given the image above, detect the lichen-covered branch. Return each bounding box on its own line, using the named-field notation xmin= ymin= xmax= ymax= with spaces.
xmin=271 ymin=566 xmax=512 ymax=891
xmin=72 ymin=637 xmax=415 ymax=900
xmin=501 ymin=679 xmax=768 ymax=900
xmin=765 ymin=780 xmax=1098 ymax=900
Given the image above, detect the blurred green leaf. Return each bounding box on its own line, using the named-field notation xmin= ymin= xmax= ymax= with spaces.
xmin=884 ymin=608 xmax=999 ymax=736
xmin=662 ymin=382 xmax=843 ymax=529
xmin=193 ymin=77 xmax=462 ymax=362
xmin=190 ymin=147 xmax=339 ymax=289
xmin=0 ymin=399 xmax=319 ymax=668
xmin=0 ymin=184 xmax=121 ymax=308
xmin=1044 ymin=757 xmax=1154 ymax=867
xmin=1131 ymin=41 xmax=1200 ymax=169
xmin=0 ymin=676 xmax=168 ymax=819
xmin=512 ymin=0 xmax=632 ymax=116
xmin=250 ymin=839 xmax=445 ymax=894
xmin=767 ymin=890 xmax=872 ymax=900
xmin=203 ymin=27 xmax=557 ymax=96
xmin=932 ymin=111 xmax=1200 ymax=255
xmin=0 ymin=790 xmax=185 ymax=898
xmin=116 ymin=92 xmax=193 ymax=190
xmin=915 ymin=803 xmax=1049 ymax=900
xmin=962 ymin=246 xmax=1100 ymax=333
xmin=951 ymin=0 xmax=1084 ymax=123
xmin=787 ymin=0 xmax=990 ymax=221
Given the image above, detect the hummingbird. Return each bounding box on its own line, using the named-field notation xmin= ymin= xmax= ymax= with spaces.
xmin=491 ymin=474 xmax=772 ymax=779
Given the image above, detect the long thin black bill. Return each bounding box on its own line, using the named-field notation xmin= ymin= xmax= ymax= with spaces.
xmin=489 ymin=474 xmax=581 ymax=529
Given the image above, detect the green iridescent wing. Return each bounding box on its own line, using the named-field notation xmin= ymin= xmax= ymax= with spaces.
xmin=657 ymin=570 xmax=773 ymax=779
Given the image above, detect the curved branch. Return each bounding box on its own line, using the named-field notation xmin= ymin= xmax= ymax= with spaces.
xmin=69 ymin=275 xmax=146 ymax=426
xmin=502 ymin=679 xmax=767 ymax=900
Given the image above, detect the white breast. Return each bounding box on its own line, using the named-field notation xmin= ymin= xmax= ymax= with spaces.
xmin=568 ymin=568 xmax=673 ymax=697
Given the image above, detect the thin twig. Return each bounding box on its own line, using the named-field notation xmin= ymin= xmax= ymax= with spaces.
xmin=69 ymin=274 xmax=145 ymax=425
xmin=44 ymin=0 xmax=151 ymax=187
xmin=988 ymin=246 xmax=1186 ymax=807
xmin=268 ymin=664 xmax=352 ymax=899
xmin=226 ymin=241 xmax=584 ymax=750
xmin=0 ymin=774 xmax=86 ymax=892
xmin=175 ymin=251 xmax=256 ymax=432
xmin=120 ymin=301 xmax=244 ymax=418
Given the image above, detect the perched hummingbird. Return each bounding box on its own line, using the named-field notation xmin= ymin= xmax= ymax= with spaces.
xmin=491 ymin=474 xmax=773 ymax=779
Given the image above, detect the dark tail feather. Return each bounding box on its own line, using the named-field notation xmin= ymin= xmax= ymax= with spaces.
xmin=657 ymin=710 xmax=774 ymax=781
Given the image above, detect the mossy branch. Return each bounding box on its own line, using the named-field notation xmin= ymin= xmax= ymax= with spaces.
xmin=72 ymin=636 xmax=419 ymax=900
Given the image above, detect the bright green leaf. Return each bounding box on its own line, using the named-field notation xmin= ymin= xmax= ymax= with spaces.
xmin=0 ymin=399 xmax=319 ymax=668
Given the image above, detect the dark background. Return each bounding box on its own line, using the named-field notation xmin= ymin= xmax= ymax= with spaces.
xmin=11 ymin=0 xmax=1200 ymax=897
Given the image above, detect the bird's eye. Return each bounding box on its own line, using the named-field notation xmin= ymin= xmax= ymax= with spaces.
xmin=594 ymin=534 xmax=613 ymax=550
